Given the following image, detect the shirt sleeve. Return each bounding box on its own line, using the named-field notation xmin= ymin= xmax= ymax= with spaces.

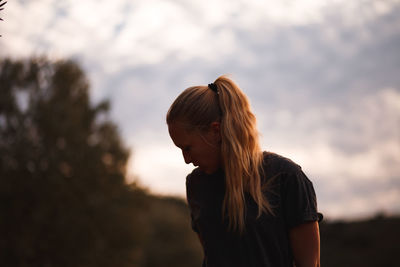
xmin=281 ymin=168 xmax=323 ymax=228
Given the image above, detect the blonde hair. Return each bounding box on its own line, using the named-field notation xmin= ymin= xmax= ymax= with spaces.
xmin=166 ymin=75 xmax=272 ymax=232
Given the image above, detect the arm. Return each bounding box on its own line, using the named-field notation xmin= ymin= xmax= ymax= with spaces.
xmin=289 ymin=221 xmax=320 ymax=267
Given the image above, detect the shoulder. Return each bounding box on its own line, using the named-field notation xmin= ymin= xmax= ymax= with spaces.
xmin=261 ymin=151 xmax=313 ymax=194
xmin=262 ymin=151 xmax=303 ymax=175
xmin=263 ymin=152 xmax=322 ymax=225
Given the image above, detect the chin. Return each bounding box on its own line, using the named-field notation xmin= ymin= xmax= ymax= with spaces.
xmin=198 ymin=166 xmax=207 ymax=172
xmin=202 ymin=167 xmax=215 ymax=174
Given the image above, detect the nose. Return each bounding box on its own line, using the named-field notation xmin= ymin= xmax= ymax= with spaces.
xmin=182 ymin=151 xmax=192 ymax=164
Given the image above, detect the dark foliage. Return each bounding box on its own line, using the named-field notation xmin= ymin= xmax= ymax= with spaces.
xmin=0 ymin=0 xmax=6 ymax=37
xmin=0 ymin=57 xmax=202 ymax=267
xmin=0 ymin=0 xmax=6 ymax=21
xmin=320 ymin=215 xmax=400 ymax=267
xmin=139 ymin=195 xmax=203 ymax=267
xmin=0 ymin=57 xmax=144 ymax=266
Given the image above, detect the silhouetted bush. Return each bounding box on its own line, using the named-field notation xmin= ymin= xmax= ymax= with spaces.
xmin=320 ymin=215 xmax=400 ymax=267
xmin=0 ymin=57 xmax=202 ymax=267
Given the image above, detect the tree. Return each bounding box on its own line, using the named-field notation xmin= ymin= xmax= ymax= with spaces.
xmin=0 ymin=57 xmax=148 ymax=267
xmin=0 ymin=0 xmax=6 ymax=37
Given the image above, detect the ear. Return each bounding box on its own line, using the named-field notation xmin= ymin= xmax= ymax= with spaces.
xmin=209 ymin=122 xmax=221 ymax=143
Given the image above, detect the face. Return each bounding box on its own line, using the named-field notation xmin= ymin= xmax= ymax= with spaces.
xmin=168 ymin=122 xmax=222 ymax=174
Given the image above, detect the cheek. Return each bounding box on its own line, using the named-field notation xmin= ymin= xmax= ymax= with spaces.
xmin=191 ymin=147 xmax=206 ymax=161
xmin=199 ymin=147 xmax=216 ymax=162
xmin=190 ymin=149 xmax=201 ymax=160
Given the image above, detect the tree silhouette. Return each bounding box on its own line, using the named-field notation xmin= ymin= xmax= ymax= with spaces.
xmin=0 ymin=57 xmax=149 ymax=267
xmin=0 ymin=57 xmax=205 ymax=267
xmin=0 ymin=0 xmax=6 ymax=37
xmin=0 ymin=1 xmax=6 ymax=21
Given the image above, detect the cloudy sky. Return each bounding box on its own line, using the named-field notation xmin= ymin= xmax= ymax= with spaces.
xmin=1 ymin=0 xmax=399 ymax=220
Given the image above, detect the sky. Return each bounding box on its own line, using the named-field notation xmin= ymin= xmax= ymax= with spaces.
xmin=1 ymin=0 xmax=400 ymax=220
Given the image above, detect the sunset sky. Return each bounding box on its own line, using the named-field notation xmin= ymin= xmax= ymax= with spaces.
xmin=1 ymin=0 xmax=399 ymax=220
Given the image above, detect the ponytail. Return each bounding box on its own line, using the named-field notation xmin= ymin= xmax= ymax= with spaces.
xmin=167 ymin=75 xmax=272 ymax=233
xmin=214 ymin=75 xmax=272 ymax=232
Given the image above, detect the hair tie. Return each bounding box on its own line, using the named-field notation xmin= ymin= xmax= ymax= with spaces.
xmin=208 ymin=83 xmax=219 ymax=94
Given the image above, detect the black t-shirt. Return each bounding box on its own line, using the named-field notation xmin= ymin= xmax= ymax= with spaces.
xmin=186 ymin=152 xmax=322 ymax=267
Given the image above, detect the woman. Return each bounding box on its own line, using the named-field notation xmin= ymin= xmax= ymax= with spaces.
xmin=167 ymin=75 xmax=322 ymax=267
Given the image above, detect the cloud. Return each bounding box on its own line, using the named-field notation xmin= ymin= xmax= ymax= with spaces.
xmin=1 ymin=0 xmax=400 ymax=219
xmin=258 ymin=88 xmax=400 ymax=219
